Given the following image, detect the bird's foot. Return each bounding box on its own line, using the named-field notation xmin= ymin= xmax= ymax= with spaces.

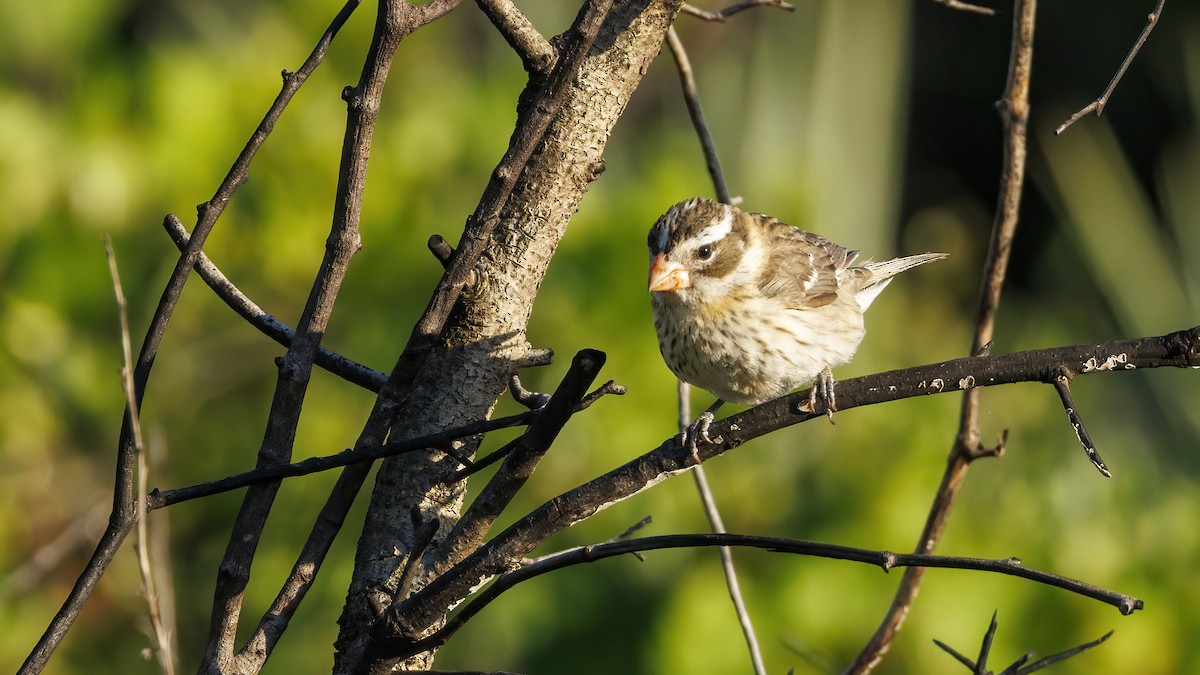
xmin=809 ymin=367 xmax=837 ymax=425
xmin=676 ymin=402 xmax=725 ymax=465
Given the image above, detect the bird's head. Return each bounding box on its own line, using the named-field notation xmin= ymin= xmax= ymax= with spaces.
xmin=647 ymin=197 xmax=749 ymax=302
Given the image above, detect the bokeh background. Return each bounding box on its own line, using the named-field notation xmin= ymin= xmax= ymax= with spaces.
xmin=2 ymin=0 xmax=1198 ymax=673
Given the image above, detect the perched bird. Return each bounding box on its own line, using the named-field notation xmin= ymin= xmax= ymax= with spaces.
xmin=648 ymin=197 xmax=945 ymax=438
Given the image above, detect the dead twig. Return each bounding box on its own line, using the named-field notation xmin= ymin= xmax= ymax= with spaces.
xmin=1055 ymin=0 xmax=1166 ymax=135
xmin=847 ymin=1 xmax=1038 ymax=670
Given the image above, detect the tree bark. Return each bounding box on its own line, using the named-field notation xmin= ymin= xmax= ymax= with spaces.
xmin=333 ymin=1 xmax=683 ymax=671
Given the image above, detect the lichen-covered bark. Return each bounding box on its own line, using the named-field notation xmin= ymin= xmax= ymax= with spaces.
xmin=333 ymin=1 xmax=682 ymax=671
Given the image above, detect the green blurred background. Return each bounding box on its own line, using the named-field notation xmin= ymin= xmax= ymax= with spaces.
xmin=2 ymin=1 xmax=1198 ymax=673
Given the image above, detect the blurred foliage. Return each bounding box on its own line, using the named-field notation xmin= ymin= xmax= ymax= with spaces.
xmin=2 ymin=0 xmax=1199 ymax=673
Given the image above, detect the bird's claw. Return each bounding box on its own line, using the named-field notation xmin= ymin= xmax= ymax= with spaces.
xmin=678 ymin=411 xmax=722 ymax=465
xmin=810 ymin=368 xmax=838 ymax=425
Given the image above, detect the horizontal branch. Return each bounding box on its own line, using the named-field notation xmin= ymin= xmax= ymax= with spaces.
xmin=390 ymin=532 xmax=1142 ymax=659
xmin=145 ymin=374 xmax=625 ymax=510
xmin=387 ymin=326 xmax=1199 ymax=637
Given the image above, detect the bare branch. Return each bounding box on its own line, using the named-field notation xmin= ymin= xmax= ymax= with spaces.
xmin=935 ymin=612 xmax=1114 ymax=674
xmin=18 ymin=6 xmax=360 ymax=670
xmin=665 ymin=27 xmax=730 ymax=203
xmin=383 ymin=326 xmax=1196 ymax=647
xmin=475 ymin=0 xmax=556 ymax=75
xmin=434 ymin=350 xmax=606 ymax=572
xmin=680 ymin=0 xmax=795 ymax=22
xmin=1055 ymin=0 xmax=1165 ymax=135
xmin=1052 ymin=373 xmax=1111 ymax=476
xmin=932 ymin=0 xmax=995 ymax=16
xmin=389 ymin=534 xmax=1141 ymax=661
xmin=202 ymin=0 xmax=457 ymax=667
xmin=1011 ymin=630 xmax=1113 ymax=673
xmin=848 ymin=1 xmax=1038 ymax=670
xmin=105 ymin=239 xmax=176 ymax=675
xmin=163 ymin=214 xmax=387 ymax=392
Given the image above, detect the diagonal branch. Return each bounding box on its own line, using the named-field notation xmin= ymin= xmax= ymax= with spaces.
xmin=475 ymin=0 xmax=556 ymax=75
xmin=1052 ymin=372 xmax=1110 ymax=476
xmin=848 ymin=1 xmax=1038 ymax=670
xmin=162 ymin=214 xmax=387 ymax=392
xmin=17 ymin=3 xmax=361 ymax=672
xmin=433 ymin=350 xmax=606 ymax=571
xmin=1054 ymin=0 xmax=1166 ymax=135
xmin=206 ymin=2 xmax=469 ymax=672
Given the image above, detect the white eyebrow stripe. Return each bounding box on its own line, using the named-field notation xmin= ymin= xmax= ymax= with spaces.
xmin=695 ymin=208 xmax=733 ymax=244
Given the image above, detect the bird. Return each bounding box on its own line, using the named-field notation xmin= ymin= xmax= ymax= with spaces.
xmin=647 ymin=197 xmax=946 ymax=442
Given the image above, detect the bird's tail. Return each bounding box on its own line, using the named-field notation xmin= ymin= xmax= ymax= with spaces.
xmin=856 ymin=253 xmax=947 ymax=310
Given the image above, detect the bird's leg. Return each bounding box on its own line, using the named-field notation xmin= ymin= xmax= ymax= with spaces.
xmin=680 ymin=399 xmax=725 ymax=464
xmin=809 ymin=367 xmax=837 ymax=425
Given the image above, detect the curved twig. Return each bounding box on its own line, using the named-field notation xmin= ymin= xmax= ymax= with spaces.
xmin=388 ymin=533 xmax=1141 ymax=660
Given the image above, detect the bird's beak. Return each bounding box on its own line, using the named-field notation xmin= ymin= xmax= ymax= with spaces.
xmin=648 ymin=253 xmax=690 ymax=292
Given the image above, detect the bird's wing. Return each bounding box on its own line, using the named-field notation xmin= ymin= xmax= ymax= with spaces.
xmin=756 ymin=216 xmax=867 ymax=309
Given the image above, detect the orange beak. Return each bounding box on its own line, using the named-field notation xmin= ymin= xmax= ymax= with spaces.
xmin=648 ymin=253 xmax=690 ymax=293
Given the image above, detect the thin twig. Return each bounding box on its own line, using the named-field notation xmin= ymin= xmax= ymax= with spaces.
xmin=847 ymin=1 xmax=1038 ymax=671
xmin=665 ymin=27 xmax=730 ymax=203
xmin=1011 ymin=630 xmax=1113 ymax=673
xmin=1055 ymin=0 xmax=1166 ymax=135
xmin=681 ymin=385 xmax=768 ymax=675
xmin=976 ymin=610 xmax=1000 ymax=675
xmin=147 ymin=407 xmax=533 ymax=503
xmin=680 ymin=0 xmax=795 ymax=22
xmin=389 ymin=534 xmax=1141 ymax=661
xmin=163 ymin=214 xmax=386 ymax=392
xmin=18 ymin=5 xmax=360 ymax=671
xmin=932 ymin=0 xmax=995 ymax=16
xmin=666 ymin=27 xmax=765 ymax=675
xmin=105 ymin=239 xmax=175 ymax=675
xmin=1052 ymin=374 xmax=1111 ymax=476
xmin=935 ymin=613 xmax=1114 ymax=674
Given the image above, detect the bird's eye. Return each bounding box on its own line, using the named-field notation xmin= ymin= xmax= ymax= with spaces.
xmin=697 ymin=244 xmax=714 ymax=261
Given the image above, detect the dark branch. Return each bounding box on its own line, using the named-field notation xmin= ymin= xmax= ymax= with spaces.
xmin=934 ymin=612 xmax=1115 ymax=674
xmin=382 ymin=327 xmax=1196 ymax=645
xmin=1055 ymin=0 xmax=1166 ymax=135
xmin=665 ymin=27 xmax=731 ymax=203
xmin=1052 ymin=373 xmax=1110 ymax=476
xmin=388 ymin=534 xmax=1141 ymax=660
xmin=432 ymin=350 xmax=606 ymax=572
xmin=163 ymin=214 xmax=387 ymax=392
xmin=849 ymin=2 xmax=1037 ymax=669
